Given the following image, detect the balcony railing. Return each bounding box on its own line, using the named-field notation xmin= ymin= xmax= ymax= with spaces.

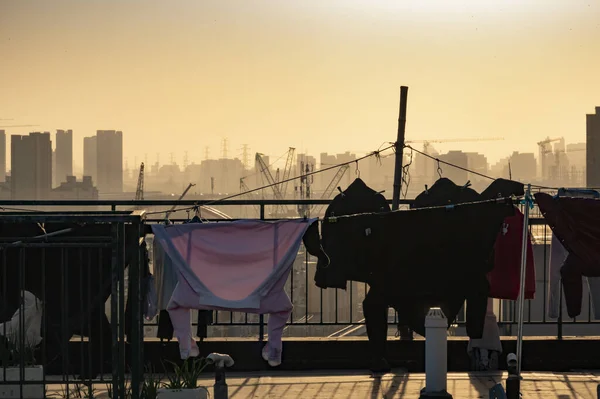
xmin=0 ymin=197 xmax=596 ymax=341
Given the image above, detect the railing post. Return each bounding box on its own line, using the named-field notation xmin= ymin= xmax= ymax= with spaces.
xmin=419 ymin=308 xmax=452 ymax=399
xmin=259 ymin=202 xmax=265 ymax=342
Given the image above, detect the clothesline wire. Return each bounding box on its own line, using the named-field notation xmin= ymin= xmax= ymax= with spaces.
xmin=145 ymin=143 xmax=396 ymax=216
xmin=325 ymin=195 xmax=521 ymax=222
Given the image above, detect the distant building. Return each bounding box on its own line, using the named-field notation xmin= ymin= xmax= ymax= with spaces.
xmin=0 ymin=130 xmax=6 ymax=182
xmin=96 ymin=130 xmax=123 ymax=193
xmin=586 ymin=107 xmax=600 ymax=187
xmin=507 ymin=152 xmax=537 ymax=183
xmin=11 ymin=132 xmax=52 ymax=199
xmin=51 ymin=176 xmax=98 ymax=200
xmin=55 ymin=129 xmax=73 ymax=187
xmin=438 ymin=151 xmax=469 ymax=185
xmin=319 ymin=152 xmax=355 ymax=194
xmin=465 ymin=152 xmax=489 ymax=184
xmin=195 ymin=158 xmax=244 ymax=195
xmin=83 ymin=136 xmax=97 ymax=182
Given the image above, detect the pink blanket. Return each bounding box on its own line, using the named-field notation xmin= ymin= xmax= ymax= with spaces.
xmin=151 ymin=218 xmax=317 ymax=360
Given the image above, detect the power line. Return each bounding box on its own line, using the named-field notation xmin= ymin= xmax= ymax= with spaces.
xmin=146 ymin=144 xmax=394 ymax=215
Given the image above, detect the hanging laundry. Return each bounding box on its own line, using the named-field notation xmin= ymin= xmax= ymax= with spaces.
xmin=0 ymin=291 xmax=43 ymax=348
xmin=547 ymin=188 xmax=600 ymax=319
xmin=536 ymin=192 xmax=600 ymax=318
xmin=487 ymin=207 xmax=536 ymax=300
xmin=305 ymin=177 xmax=524 ymax=372
xmin=151 ymin=218 xmax=317 ymax=364
xmin=314 ymin=178 xmax=390 ymax=290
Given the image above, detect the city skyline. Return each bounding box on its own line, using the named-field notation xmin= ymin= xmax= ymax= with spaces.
xmin=1 ymin=0 xmax=599 ymax=168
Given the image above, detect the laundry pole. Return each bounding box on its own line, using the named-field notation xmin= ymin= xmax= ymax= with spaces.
xmin=392 ymin=85 xmax=412 ymax=340
xmin=516 ymin=184 xmax=532 ymax=375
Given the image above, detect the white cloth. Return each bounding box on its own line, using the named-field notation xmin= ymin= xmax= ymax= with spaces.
xmin=0 ymin=291 xmax=43 ymax=348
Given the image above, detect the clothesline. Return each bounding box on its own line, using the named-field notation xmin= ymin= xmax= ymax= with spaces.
xmin=325 ymin=195 xmax=521 ymax=222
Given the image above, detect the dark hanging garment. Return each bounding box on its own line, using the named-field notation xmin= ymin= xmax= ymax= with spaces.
xmin=480 ymin=178 xmax=525 ymax=200
xmin=535 ymin=192 xmax=600 ymax=317
xmin=314 ymin=178 xmax=390 ymax=289
xmin=196 ymin=310 xmax=214 ymax=339
xmin=411 ymin=178 xmax=480 ymax=208
xmin=157 ymin=310 xmax=174 ymax=340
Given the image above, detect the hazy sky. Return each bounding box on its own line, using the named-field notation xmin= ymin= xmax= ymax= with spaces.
xmin=1 ymin=0 xmax=599 ymax=170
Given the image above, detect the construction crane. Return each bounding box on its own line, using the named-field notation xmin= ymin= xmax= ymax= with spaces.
xmin=310 ymin=165 xmax=349 ymax=216
xmin=165 ymin=183 xmax=196 ymax=220
xmin=240 ymin=177 xmax=260 ymax=215
xmin=537 ymin=137 xmax=563 ymax=179
xmin=134 ymin=163 xmax=145 ymax=209
xmin=255 ymin=152 xmax=288 ymax=215
xmin=279 ymin=147 xmax=296 ymax=199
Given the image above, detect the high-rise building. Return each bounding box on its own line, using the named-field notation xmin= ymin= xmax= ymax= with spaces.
xmin=83 ymin=136 xmax=97 ymax=183
xmin=11 ymin=132 xmax=52 ymax=199
xmin=586 ymin=107 xmax=600 ymax=187
xmin=55 ymin=129 xmax=73 ymax=186
xmin=0 ymin=130 xmax=6 ymax=182
xmin=96 ymin=130 xmax=123 ymax=193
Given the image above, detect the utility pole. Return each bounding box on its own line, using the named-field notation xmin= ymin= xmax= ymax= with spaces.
xmin=184 ymin=151 xmax=189 ymax=169
xmin=391 ymin=86 xmax=412 ymax=341
xmin=205 ymin=146 xmax=210 ymax=160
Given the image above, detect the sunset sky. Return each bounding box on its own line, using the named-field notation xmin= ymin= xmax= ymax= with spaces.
xmin=1 ymin=0 xmax=599 ymax=170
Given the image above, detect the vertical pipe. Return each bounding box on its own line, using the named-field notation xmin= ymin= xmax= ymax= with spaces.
xmin=130 ymin=222 xmax=142 ymax=399
xmin=259 ymin=203 xmax=265 ymax=341
xmin=422 ymin=308 xmax=451 ymax=397
xmin=110 ymin=222 xmax=120 ymax=399
xmin=516 ymin=184 xmax=532 ymax=375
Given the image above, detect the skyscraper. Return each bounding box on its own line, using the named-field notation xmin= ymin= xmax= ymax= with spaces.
xmin=11 ymin=132 xmax=52 ymax=199
xmin=0 ymin=130 xmax=5 ymax=182
xmin=586 ymin=107 xmax=600 ymax=187
xmin=96 ymin=130 xmax=123 ymax=193
xmin=55 ymin=129 xmax=73 ymax=186
xmin=83 ymin=135 xmax=97 ymax=182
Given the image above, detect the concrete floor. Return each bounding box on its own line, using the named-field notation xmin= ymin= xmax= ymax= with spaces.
xmin=193 ymin=370 xmax=600 ymax=399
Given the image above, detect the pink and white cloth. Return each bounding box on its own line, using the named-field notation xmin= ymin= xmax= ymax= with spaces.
xmin=151 ymin=218 xmax=317 ymax=361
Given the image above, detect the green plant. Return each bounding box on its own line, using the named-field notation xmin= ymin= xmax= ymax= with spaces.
xmin=141 ymin=364 xmax=162 ymax=399
xmin=162 ymin=357 xmax=208 ymax=390
xmin=62 ymin=383 xmax=98 ymax=398
xmin=106 ymin=381 xmax=133 ymax=398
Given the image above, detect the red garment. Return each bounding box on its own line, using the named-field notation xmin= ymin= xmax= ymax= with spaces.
xmin=487 ymin=208 xmax=536 ymax=300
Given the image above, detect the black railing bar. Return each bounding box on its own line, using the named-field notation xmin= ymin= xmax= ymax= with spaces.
xmin=0 ymin=199 xmax=412 ymax=206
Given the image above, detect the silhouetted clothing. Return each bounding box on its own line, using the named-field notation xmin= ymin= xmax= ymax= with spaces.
xmin=306 ymin=178 xmax=523 ymax=361
xmin=536 ymin=192 xmax=600 ymax=318
xmin=314 ymin=178 xmax=390 ymax=289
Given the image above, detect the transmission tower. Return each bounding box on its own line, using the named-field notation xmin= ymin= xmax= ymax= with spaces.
xmin=241 ymin=144 xmax=250 ymax=170
xmin=222 ymin=138 xmax=228 ymax=159
xmin=204 ymin=147 xmax=210 ymax=160
xmin=183 ymin=151 xmax=189 ymax=169
xmin=170 ymin=152 xmax=175 ymax=165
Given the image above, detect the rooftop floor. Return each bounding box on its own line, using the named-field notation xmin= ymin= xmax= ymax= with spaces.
xmin=192 ymin=370 xmax=600 ymax=399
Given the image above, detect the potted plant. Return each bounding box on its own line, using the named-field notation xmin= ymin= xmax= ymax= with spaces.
xmin=157 ymin=358 xmax=210 ymax=399
xmin=0 ymin=334 xmax=44 ymax=399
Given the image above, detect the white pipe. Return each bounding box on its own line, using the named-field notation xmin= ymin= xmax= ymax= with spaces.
xmin=424 ymin=307 xmax=448 ymax=393
xmin=516 ymin=184 xmax=532 ymax=375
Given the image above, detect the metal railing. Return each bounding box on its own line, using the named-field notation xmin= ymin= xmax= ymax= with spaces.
xmin=0 ymin=198 xmax=597 ymax=346
xmin=0 ymin=210 xmax=145 ymax=399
